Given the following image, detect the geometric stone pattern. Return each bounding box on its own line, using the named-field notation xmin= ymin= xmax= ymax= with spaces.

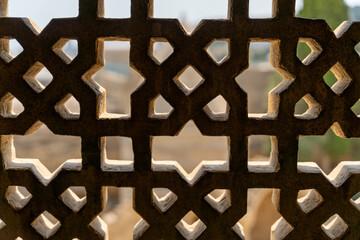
xmin=1 ymin=0 xmax=360 ymax=239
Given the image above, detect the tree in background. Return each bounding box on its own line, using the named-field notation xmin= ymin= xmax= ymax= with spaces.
xmin=297 ymin=0 xmax=348 ymax=62
xmin=295 ymin=0 xmax=360 ymax=172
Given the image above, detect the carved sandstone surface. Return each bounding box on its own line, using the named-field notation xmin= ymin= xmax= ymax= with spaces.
xmin=1 ymin=0 xmax=360 ymax=239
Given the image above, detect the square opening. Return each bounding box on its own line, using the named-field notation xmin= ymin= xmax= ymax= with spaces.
xmin=104 ymin=0 xmax=131 ymax=18
xmin=248 ymin=135 xmax=278 ymax=172
xmin=249 ymin=0 xmax=272 ymax=18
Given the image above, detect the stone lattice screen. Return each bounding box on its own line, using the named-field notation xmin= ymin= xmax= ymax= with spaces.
xmin=1 ymin=0 xmax=360 ymax=239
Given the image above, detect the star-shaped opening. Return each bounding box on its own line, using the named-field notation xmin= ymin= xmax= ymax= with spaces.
xmin=152 ymin=120 xmax=229 ymax=185
xmin=294 ymin=94 xmax=323 ymax=120
xmin=3 ymin=124 xmax=81 ymax=186
xmin=298 ymin=127 xmax=360 ymax=187
xmin=248 ymin=135 xmax=279 ymax=173
xmin=101 ymin=136 xmax=134 ymax=172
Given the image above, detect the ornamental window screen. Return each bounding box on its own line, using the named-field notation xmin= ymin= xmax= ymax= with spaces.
xmin=0 ymin=0 xmax=360 ymax=239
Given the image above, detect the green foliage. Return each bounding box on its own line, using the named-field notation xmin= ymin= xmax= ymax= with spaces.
xmin=323 ymin=70 xmax=337 ymax=89
xmin=296 ymin=42 xmax=311 ymax=62
xmin=296 ymin=0 xmax=348 ymax=89
xmin=299 ymin=130 xmax=360 ymax=163
xmin=295 ymin=1 xmax=360 ymax=165
xmin=298 ymin=0 xmax=348 ymax=30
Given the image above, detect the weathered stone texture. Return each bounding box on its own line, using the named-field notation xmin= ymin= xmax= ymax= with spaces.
xmin=0 ymin=0 xmax=360 ymax=239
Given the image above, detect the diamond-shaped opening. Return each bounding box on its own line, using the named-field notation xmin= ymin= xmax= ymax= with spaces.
xmin=5 ymin=186 xmax=32 ymax=211
xmin=9 ymin=0 xmax=78 ymax=30
xmin=249 ymin=0 xmax=272 ymax=18
xmin=152 ymin=188 xmax=178 ymax=213
xmin=101 ymin=136 xmax=134 ymax=172
xmin=150 ymin=38 xmax=174 ymax=65
xmin=236 ymin=189 xmax=292 ymax=240
xmin=324 ymin=62 xmax=352 ymax=95
xmin=153 ymin=0 xmax=228 ymax=35
xmin=13 ymin=124 xmax=81 ymax=178
xmin=203 ymin=95 xmax=229 ymax=121
xmin=23 ymin=62 xmax=53 ymax=93
xmin=104 ymin=0 xmax=131 ymax=18
xmin=321 ymin=214 xmax=348 ymax=240
xmin=93 ymin=40 xmax=145 ymax=118
xmin=52 ymin=39 xmax=78 ymax=64
xmin=297 ymin=189 xmax=324 ymax=214
xmin=236 ymin=42 xmax=284 ymax=118
xmin=351 ymin=100 xmax=360 ymax=117
xmin=355 ymin=42 xmax=360 ymax=56
xmin=94 ymin=187 xmax=144 ymax=239
xmin=248 ymin=135 xmax=278 ymax=173
xmin=173 ymin=66 xmax=204 ymax=96
xmin=350 ymin=192 xmax=360 ymax=211
xmin=296 ymin=38 xmax=322 ymax=64
xmin=298 ymin=128 xmax=360 ymax=175
xmin=205 ymin=39 xmax=230 ymax=65
xmin=55 ymin=94 xmax=80 ymax=120
xmin=59 ymin=186 xmax=86 ymax=213
xmin=294 ymin=94 xmax=323 ymax=120
xmin=31 ymin=211 xmax=61 ymax=239
xmin=152 ymin=120 xmax=229 ymax=185
xmin=149 ymin=95 xmax=174 ymax=119
xmin=0 ymin=39 xmax=24 ymax=63
xmin=0 ymin=219 xmax=5 ymax=229
xmin=0 ymin=93 xmax=24 ymax=118
xmin=204 ymin=189 xmax=231 ymax=213
xmin=176 ymin=211 xmax=206 ymax=240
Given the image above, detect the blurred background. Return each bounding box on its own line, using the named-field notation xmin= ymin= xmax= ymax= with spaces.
xmin=5 ymin=0 xmax=360 ymax=239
